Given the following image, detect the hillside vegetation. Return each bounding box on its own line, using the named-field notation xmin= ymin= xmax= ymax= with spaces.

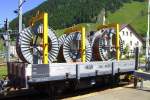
xmin=108 ymin=1 xmax=147 ymax=36
xmin=9 ymin=0 xmax=147 ymax=37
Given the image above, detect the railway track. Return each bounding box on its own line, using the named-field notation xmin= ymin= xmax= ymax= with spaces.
xmin=0 ymin=89 xmax=38 ymax=99
xmin=0 ymin=81 xmax=131 ymax=100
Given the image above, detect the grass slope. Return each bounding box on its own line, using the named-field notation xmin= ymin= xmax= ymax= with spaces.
xmin=0 ymin=66 xmax=7 ymax=79
xmin=107 ymin=1 xmax=147 ymax=36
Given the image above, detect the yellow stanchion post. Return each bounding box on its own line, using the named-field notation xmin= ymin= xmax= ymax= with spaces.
xmin=97 ymin=23 xmax=120 ymax=61
xmin=43 ymin=13 xmax=48 ymax=64
xmin=81 ymin=27 xmax=86 ymax=63
xmin=64 ymin=26 xmax=86 ymax=63
xmin=116 ymin=24 xmax=120 ymax=61
xmin=29 ymin=12 xmax=49 ymax=64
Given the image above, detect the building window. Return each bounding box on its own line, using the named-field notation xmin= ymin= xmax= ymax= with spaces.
xmin=137 ymin=41 xmax=139 ymax=45
xmin=130 ymin=41 xmax=132 ymax=46
xmin=123 ymin=40 xmax=125 ymax=44
xmin=126 ymin=31 xmax=128 ymax=36
xmin=122 ymin=31 xmax=124 ymax=35
xmin=130 ymin=32 xmax=132 ymax=37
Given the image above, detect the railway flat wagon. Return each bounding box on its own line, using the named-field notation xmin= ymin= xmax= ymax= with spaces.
xmin=7 ymin=60 xmax=135 ymax=90
xmin=0 ymin=12 xmax=138 ymax=99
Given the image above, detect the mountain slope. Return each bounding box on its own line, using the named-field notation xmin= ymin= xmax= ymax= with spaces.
xmin=9 ymin=0 xmax=132 ymax=30
xmin=56 ymin=1 xmax=147 ymax=37
xmin=107 ymin=1 xmax=147 ymax=36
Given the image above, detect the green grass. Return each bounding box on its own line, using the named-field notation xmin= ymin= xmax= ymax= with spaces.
xmin=0 ymin=66 xmax=7 ymax=79
xmin=0 ymin=58 xmax=7 ymax=79
xmin=107 ymin=1 xmax=147 ymax=36
xmin=0 ymin=39 xmax=4 ymax=51
xmin=55 ymin=29 xmax=65 ymax=37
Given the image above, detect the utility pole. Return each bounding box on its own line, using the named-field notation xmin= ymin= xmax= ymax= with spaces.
xmin=19 ymin=0 xmax=23 ymax=33
xmin=4 ymin=18 xmax=10 ymax=62
xmin=146 ymin=0 xmax=150 ymax=60
xmin=102 ymin=8 xmax=106 ymax=25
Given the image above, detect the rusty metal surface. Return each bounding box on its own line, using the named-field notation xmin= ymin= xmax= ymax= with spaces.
xmin=7 ymin=62 xmax=27 ymax=88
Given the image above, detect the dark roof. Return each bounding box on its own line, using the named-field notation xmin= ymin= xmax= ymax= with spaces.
xmin=120 ymin=24 xmax=128 ymax=30
xmin=120 ymin=24 xmax=144 ymax=44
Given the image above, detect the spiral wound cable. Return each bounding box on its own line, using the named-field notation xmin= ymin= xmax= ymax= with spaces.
xmin=56 ymin=34 xmax=67 ymax=62
xmin=16 ymin=26 xmax=59 ymax=64
xmin=63 ymin=32 xmax=92 ymax=62
xmin=92 ymin=29 xmax=123 ymax=61
xmin=58 ymin=34 xmax=67 ymax=47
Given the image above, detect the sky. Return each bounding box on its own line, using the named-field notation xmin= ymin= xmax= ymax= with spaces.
xmin=0 ymin=0 xmax=45 ymax=27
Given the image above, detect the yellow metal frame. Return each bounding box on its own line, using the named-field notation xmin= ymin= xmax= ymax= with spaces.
xmin=97 ymin=24 xmax=120 ymax=61
xmin=64 ymin=26 xmax=86 ymax=63
xmin=43 ymin=13 xmax=48 ymax=64
xmin=30 ymin=12 xmax=48 ymax=64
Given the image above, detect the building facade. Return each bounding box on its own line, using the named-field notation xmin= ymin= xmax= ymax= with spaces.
xmin=120 ymin=24 xmax=143 ymax=53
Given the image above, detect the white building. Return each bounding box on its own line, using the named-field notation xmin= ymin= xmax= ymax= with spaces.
xmin=120 ymin=24 xmax=144 ymax=53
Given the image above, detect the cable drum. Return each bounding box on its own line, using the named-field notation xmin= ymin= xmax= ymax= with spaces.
xmin=90 ymin=30 xmax=103 ymax=61
xmin=16 ymin=28 xmax=31 ymax=63
xmin=20 ymin=27 xmax=33 ymax=63
xmin=37 ymin=25 xmax=60 ymax=62
xmin=16 ymin=26 xmax=59 ymax=64
xmin=57 ymin=34 xmax=67 ymax=62
xmin=47 ymin=28 xmax=59 ymax=62
xmin=58 ymin=34 xmax=67 ymax=47
xmin=63 ymin=32 xmax=92 ymax=62
xmin=92 ymin=29 xmax=123 ymax=61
